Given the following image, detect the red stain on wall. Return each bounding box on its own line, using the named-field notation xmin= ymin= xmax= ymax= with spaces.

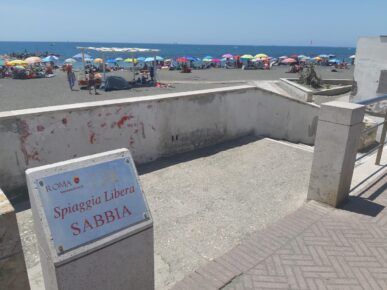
xmin=117 ymin=114 xmax=134 ymax=128
xmin=19 ymin=120 xmax=40 ymax=165
xmin=90 ymin=133 xmax=96 ymax=144
xmin=129 ymin=137 xmax=135 ymax=147
xmin=36 ymin=125 xmax=45 ymax=132
xmin=62 ymin=118 xmax=68 ymax=125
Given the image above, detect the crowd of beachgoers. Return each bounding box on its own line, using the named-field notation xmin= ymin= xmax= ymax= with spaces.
xmin=0 ymin=50 xmax=355 ymax=77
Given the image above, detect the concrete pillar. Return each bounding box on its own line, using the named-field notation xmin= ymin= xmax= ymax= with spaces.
xmin=307 ymin=101 xmax=365 ymax=207
xmin=0 ymin=189 xmax=30 ymax=290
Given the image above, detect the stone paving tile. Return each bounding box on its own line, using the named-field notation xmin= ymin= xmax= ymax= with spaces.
xmin=172 ymin=172 xmax=387 ymax=290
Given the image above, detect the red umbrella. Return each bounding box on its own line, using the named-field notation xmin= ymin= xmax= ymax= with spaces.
xmin=282 ymin=58 xmax=297 ymax=64
xmin=289 ymin=54 xmax=298 ymax=59
xmin=212 ymin=58 xmax=221 ymax=63
xmin=176 ymin=57 xmax=188 ymax=63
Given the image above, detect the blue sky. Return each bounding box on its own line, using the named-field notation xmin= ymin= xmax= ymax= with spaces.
xmin=1 ymin=0 xmax=386 ymax=47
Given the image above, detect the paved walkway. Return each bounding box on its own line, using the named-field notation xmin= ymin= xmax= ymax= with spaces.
xmin=173 ymin=171 xmax=387 ymax=290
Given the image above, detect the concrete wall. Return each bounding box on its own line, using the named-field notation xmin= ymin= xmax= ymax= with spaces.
xmin=0 ymin=85 xmax=319 ymax=197
xmin=0 ymin=189 xmax=30 ymax=289
xmin=351 ymin=36 xmax=387 ymax=112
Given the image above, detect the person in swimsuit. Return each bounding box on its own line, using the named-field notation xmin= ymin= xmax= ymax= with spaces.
xmin=88 ymin=69 xmax=99 ymax=95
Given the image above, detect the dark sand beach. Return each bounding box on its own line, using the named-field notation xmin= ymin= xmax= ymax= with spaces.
xmin=0 ymin=66 xmax=354 ymax=111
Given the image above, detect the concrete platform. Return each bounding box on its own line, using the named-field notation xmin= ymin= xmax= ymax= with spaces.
xmin=15 ymin=136 xmax=313 ymax=289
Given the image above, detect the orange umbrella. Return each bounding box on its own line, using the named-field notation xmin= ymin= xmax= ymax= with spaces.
xmin=25 ymin=56 xmax=42 ymax=64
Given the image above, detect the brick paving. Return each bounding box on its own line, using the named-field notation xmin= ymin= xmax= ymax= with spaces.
xmin=172 ymin=171 xmax=387 ymax=290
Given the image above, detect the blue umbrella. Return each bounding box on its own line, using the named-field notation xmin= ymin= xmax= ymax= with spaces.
xmin=73 ymin=53 xmax=91 ymax=60
xmin=144 ymin=56 xmax=164 ymax=62
xmin=0 ymin=59 xmax=4 ymax=66
xmin=42 ymin=55 xmax=59 ymax=62
xmin=184 ymin=56 xmax=197 ymax=61
xmin=137 ymin=57 xmax=146 ymax=61
xmin=318 ymin=54 xmax=329 ymax=58
xmin=328 ymin=58 xmax=340 ymax=63
xmin=106 ymin=59 xmax=116 ymax=63
xmin=203 ymin=56 xmax=213 ymax=60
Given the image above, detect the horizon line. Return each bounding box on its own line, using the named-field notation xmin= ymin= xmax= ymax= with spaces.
xmin=0 ymin=40 xmax=356 ymax=49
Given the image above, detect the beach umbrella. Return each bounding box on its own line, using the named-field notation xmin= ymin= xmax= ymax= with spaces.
xmin=42 ymin=55 xmax=59 ymax=62
xmin=212 ymin=58 xmax=221 ymax=63
xmin=255 ymin=53 xmax=268 ymax=59
xmin=14 ymin=65 xmax=26 ymax=70
xmin=73 ymin=53 xmax=91 ymax=60
xmin=0 ymin=59 xmax=4 ymax=66
xmin=349 ymin=55 xmax=356 ymax=59
xmin=137 ymin=57 xmax=146 ymax=61
xmin=328 ymin=58 xmax=340 ymax=63
xmin=240 ymin=54 xmax=254 ymax=59
xmin=64 ymin=58 xmax=76 ymax=63
xmin=124 ymin=58 xmax=138 ymax=63
xmin=222 ymin=53 xmax=233 ymax=58
xmin=279 ymin=56 xmax=288 ymax=59
xmin=183 ymin=56 xmax=198 ymax=61
xmin=203 ymin=58 xmax=212 ymax=62
xmin=94 ymin=58 xmax=103 ymax=64
xmin=289 ymin=54 xmax=298 ymax=59
xmin=25 ymin=56 xmax=42 ymax=64
xmin=176 ymin=57 xmax=189 ymax=63
xmin=252 ymin=58 xmax=263 ymax=62
xmin=318 ymin=54 xmax=329 ymax=58
xmin=106 ymin=59 xmax=116 ymax=63
xmin=7 ymin=59 xmax=28 ymax=66
xmin=141 ymin=56 xmax=163 ymax=62
xmin=282 ymin=58 xmax=297 ymax=64
xmin=115 ymin=57 xmax=123 ymax=62
xmin=328 ymin=54 xmax=336 ymax=58
xmin=298 ymin=55 xmax=307 ymax=59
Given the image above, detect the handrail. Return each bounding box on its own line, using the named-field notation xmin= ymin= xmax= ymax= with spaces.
xmin=355 ymin=94 xmax=387 ymax=106
xmin=354 ymin=94 xmax=387 ymax=165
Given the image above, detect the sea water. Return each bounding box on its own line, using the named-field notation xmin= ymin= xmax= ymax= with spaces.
xmin=0 ymin=41 xmax=355 ymax=63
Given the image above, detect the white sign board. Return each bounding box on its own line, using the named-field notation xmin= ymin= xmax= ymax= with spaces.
xmin=27 ymin=150 xmax=150 ymax=254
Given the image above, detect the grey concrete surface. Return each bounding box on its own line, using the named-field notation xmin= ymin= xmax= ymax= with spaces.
xmin=0 ymin=189 xmax=30 ymax=290
xmin=308 ymin=102 xmax=365 ymax=207
xmin=15 ymin=136 xmax=313 ymax=289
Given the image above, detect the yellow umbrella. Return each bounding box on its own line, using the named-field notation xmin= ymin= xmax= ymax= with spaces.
xmin=255 ymin=53 xmax=268 ymax=59
xmin=240 ymin=54 xmax=254 ymax=59
xmin=124 ymin=58 xmax=138 ymax=63
xmin=25 ymin=56 xmax=42 ymax=64
xmin=94 ymin=58 xmax=103 ymax=64
xmin=7 ymin=59 xmax=28 ymax=66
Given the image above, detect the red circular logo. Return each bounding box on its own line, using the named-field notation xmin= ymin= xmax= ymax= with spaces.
xmin=73 ymin=177 xmax=80 ymax=184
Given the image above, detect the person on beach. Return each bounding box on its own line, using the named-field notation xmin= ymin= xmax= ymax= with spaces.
xmin=65 ymin=64 xmax=76 ymax=90
xmin=88 ymin=69 xmax=99 ymax=95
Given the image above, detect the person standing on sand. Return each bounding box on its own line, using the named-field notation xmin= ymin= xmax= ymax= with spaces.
xmin=65 ymin=64 xmax=76 ymax=90
xmin=88 ymin=69 xmax=99 ymax=95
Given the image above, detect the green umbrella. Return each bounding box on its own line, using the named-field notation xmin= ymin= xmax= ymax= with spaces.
xmin=240 ymin=54 xmax=254 ymax=59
